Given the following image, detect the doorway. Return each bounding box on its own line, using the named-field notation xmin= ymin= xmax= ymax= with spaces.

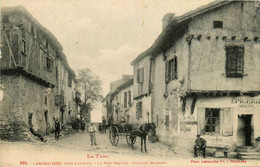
xmin=237 ymin=114 xmax=253 ymax=146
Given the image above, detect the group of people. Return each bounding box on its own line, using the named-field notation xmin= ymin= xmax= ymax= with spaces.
xmin=52 ymin=117 xmax=207 ymax=157
xmin=52 ymin=117 xmax=97 ymax=145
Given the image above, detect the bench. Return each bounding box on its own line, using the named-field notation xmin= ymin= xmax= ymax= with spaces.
xmin=207 ymin=146 xmax=229 ymax=158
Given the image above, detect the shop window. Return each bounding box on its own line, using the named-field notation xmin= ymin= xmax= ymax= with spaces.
xmin=213 ymin=21 xmax=223 ymax=29
xmin=205 ymin=108 xmax=220 ymax=134
xmin=165 ymin=56 xmax=177 ymax=83
xmin=226 ymin=45 xmax=244 ymax=77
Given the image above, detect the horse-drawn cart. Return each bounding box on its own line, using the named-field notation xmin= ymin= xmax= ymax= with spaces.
xmin=109 ymin=123 xmax=136 ymax=146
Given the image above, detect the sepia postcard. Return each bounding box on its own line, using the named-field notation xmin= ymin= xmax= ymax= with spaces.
xmin=0 ymin=0 xmax=260 ymax=166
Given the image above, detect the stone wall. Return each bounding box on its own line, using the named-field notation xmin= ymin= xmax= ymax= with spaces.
xmin=0 ymin=74 xmax=56 ymax=141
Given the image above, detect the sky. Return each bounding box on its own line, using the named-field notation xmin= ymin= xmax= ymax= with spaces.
xmin=1 ymin=0 xmax=215 ymax=121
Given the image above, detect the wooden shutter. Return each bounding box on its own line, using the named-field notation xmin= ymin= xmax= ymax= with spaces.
xmin=236 ymin=46 xmax=244 ymax=75
xmin=226 ymin=46 xmax=236 ymax=76
xmin=124 ymin=92 xmax=127 ymax=108
xmin=139 ymin=68 xmax=144 ymax=83
xmin=136 ymin=103 xmax=139 ymax=119
xmin=165 ymin=60 xmax=169 ymax=83
xmin=221 ymin=108 xmax=233 ymax=136
xmin=137 ymin=69 xmax=140 ymax=83
xmin=139 ymin=102 xmax=142 ymax=118
xmin=197 ymin=107 xmax=205 ymax=135
xmin=174 ymin=57 xmax=177 ymax=79
xmin=128 ymin=91 xmax=131 ymax=107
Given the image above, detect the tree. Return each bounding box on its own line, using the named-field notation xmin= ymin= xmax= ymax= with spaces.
xmin=76 ymin=68 xmax=103 ymax=122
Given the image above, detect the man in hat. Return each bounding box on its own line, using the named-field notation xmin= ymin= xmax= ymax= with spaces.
xmin=194 ymin=134 xmax=207 ymax=158
xmin=88 ymin=123 xmax=97 ymax=145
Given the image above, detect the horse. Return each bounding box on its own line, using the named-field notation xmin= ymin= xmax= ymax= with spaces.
xmin=129 ymin=123 xmax=156 ymax=152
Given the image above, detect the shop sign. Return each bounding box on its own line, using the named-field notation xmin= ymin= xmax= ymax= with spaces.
xmin=231 ymin=97 xmax=260 ymax=108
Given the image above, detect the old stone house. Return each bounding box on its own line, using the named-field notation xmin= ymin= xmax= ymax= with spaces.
xmin=103 ymin=75 xmax=135 ymax=124
xmin=0 ymin=6 xmax=77 ymax=141
xmin=132 ymin=0 xmax=260 ymax=154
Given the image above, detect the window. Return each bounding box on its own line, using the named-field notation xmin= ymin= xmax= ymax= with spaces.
xmin=21 ymin=39 xmax=27 ymax=67
xmin=128 ymin=91 xmax=131 ymax=107
xmin=124 ymin=92 xmax=127 ymax=108
xmin=213 ymin=21 xmax=223 ymax=29
xmin=137 ymin=68 xmax=144 ymax=83
xmin=31 ymin=26 xmax=36 ymax=38
xmin=3 ymin=16 xmax=9 ymax=23
xmin=45 ymin=57 xmax=53 ymax=71
xmin=68 ymin=75 xmax=72 ymax=87
xmin=136 ymin=101 xmax=142 ymax=119
xmin=165 ymin=115 xmax=169 ymax=130
xmin=137 ymin=68 xmax=144 ymax=94
xmin=226 ymin=45 xmax=244 ymax=77
xmin=205 ymin=108 xmax=220 ymax=134
xmin=165 ymin=56 xmax=177 ymax=82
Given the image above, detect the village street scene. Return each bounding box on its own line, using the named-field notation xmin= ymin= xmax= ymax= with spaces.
xmin=0 ymin=0 xmax=260 ymax=167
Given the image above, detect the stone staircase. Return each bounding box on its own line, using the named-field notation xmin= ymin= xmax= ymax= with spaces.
xmin=236 ymin=146 xmax=260 ymax=160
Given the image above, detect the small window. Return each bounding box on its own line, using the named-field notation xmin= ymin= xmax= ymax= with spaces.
xmin=137 ymin=68 xmax=144 ymax=83
xmin=165 ymin=56 xmax=177 ymax=82
xmin=226 ymin=45 xmax=244 ymax=77
xmin=3 ymin=16 xmax=9 ymax=23
xmin=205 ymin=108 xmax=220 ymax=134
xmin=165 ymin=115 xmax=169 ymax=130
xmin=213 ymin=21 xmax=223 ymax=29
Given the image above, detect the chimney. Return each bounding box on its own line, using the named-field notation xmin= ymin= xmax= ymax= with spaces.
xmin=162 ymin=13 xmax=175 ymax=30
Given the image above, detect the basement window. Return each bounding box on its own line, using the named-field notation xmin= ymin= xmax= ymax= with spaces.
xmin=213 ymin=21 xmax=223 ymax=29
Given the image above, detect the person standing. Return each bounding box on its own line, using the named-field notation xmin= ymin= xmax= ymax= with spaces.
xmin=53 ymin=117 xmax=60 ymax=139
xmin=88 ymin=123 xmax=97 ymax=145
xmin=194 ymin=134 xmax=207 ymax=158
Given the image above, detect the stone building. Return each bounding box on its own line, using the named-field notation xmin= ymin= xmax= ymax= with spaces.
xmin=131 ymin=0 xmax=260 ymax=154
xmin=0 ymin=6 xmax=77 ymax=141
xmin=103 ymin=75 xmax=135 ymax=124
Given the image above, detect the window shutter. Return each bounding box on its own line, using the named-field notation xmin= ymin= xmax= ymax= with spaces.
xmin=226 ymin=46 xmax=236 ymax=76
xmin=174 ymin=57 xmax=177 ymax=79
xmin=128 ymin=91 xmax=131 ymax=107
xmin=221 ymin=108 xmax=233 ymax=136
xmin=197 ymin=107 xmax=205 ymax=135
xmin=124 ymin=92 xmax=127 ymax=108
xmin=139 ymin=102 xmax=142 ymax=118
xmin=137 ymin=69 xmax=140 ymax=83
xmin=236 ymin=46 xmax=244 ymax=75
xmin=136 ymin=103 xmax=139 ymax=119
xmin=165 ymin=60 xmax=169 ymax=83
xmin=139 ymin=68 xmax=144 ymax=83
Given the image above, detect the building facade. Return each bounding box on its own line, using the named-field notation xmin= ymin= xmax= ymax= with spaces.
xmin=132 ymin=0 xmax=260 ymax=153
xmin=0 ymin=6 xmax=77 ymax=141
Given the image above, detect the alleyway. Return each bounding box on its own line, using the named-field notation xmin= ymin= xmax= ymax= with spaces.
xmin=0 ymin=131 xmax=259 ymax=167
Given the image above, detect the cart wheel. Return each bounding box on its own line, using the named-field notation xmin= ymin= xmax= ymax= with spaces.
xmin=109 ymin=126 xmax=119 ymax=146
xmin=126 ymin=135 xmax=136 ymax=146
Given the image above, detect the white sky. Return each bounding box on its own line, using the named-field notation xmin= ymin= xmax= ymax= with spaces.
xmin=1 ymin=0 xmax=215 ymax=96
